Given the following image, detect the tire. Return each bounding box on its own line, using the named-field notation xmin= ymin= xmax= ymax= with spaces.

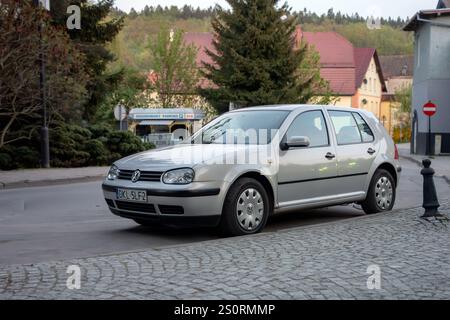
xmin=361 ymin=169 xmax=396 ymax=215
xmin=219 ymin=178 xmax=271 ymax=236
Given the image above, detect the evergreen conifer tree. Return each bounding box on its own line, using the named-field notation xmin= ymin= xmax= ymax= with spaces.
xmin=200 ymin=0 xmax=330 ymax=113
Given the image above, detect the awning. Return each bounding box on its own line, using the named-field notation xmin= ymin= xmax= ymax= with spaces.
xmin=138 ymin=120 xmax=174 ymax=126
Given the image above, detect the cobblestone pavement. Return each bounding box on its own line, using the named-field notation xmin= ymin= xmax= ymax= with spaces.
xmin=1 ymin=204 xmax=449 ymax=300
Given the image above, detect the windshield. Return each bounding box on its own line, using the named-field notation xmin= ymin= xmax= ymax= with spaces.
xmin=190 ymin=110 xmax=289 ymax=145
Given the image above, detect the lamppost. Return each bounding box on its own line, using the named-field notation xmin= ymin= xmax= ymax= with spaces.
xmin=33 ymin=0 xmax=50 ymax=168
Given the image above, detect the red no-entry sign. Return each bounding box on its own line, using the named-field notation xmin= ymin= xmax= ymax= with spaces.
xmin=423 ymin=101 xmax=437 ymax=117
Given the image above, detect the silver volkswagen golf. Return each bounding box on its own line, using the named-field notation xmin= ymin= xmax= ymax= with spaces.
xmin=102 ymin=105 xmax=401 ymax=236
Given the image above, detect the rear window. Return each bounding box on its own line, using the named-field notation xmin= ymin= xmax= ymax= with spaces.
xmin=352 ymin=112 xmax=375 ymax=143
xmin=329 ymin=111 xmax=375 ymax=145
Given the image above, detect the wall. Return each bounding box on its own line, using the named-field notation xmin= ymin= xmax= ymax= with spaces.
xmin=412 ymin=16 xmax=450 ymax=134
xmin=411 ymin=16 xmax=450 ymax=154
xmin=385 ymin=78 xmax=413 ymax=93
xmin=380 ymin=100 xmax=394 ymax=134
xmin=329 ymin=96 xmax=353 ymax=107
xmin=355 ymin=57 xmax=383 ymax=118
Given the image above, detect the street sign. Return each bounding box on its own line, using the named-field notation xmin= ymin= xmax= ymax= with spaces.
xmin=114 ymin=104 xmax=127 ymax=121
xmin=423 ymin=101 xmax=437 ymax=117
xmin=423 ymin=101 xmax=437 ymax=156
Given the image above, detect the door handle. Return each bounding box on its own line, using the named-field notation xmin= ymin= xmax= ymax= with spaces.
xmin=325 ymin=152 xmax=336 ymax=160
xmin=367 ymin=148 xmax=376 ymax=155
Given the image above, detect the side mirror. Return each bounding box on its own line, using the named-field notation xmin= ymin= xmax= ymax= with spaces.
xmin=280 ymin=136 xmax=310 ymax=150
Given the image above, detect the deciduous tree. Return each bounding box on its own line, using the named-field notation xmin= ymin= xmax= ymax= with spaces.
xmin=0 ymin=1 xmax=88 ymax=149
xmin=148 ymin=27 xmax=200 ymax=107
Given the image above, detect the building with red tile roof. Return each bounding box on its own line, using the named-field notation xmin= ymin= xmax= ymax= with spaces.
xmin=301 ymin=31 xmax=356 ymax=96
xmin=183 ymin=26 xmax=387 ymax=118
xmin=183 ymin=32 xmax=216 ymax=67
xmin=378 ymin=55 xmax=414 ymax=135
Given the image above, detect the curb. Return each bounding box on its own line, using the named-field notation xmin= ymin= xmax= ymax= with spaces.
xmin=0 ymin=175 xmax=105 ymax=190
xmin=399 ymin=154 xmax=423 ymax=167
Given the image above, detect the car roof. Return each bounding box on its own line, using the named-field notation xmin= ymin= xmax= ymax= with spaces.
xmin=230 ymin=104 xmax=360 ymax=113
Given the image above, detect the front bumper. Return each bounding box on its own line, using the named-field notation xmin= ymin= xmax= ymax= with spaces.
xmin=102 ymin=181 xmax=226 ymax=227
xmin=108 ymin=208 xmax=221 ymax=227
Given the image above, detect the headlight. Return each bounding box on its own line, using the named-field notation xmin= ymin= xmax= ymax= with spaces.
xmin=162 ymin=168 xmax=194 ymax=185
xmin=107 ymin=165 xmax=120 ymax=180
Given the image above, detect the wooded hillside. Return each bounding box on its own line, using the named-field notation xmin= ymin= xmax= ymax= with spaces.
xmin=109 ymin=5 xmax=414 ymax=71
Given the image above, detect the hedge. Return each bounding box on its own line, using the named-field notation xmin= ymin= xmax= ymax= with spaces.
xmin=0 ymin=124 xmax=154 ymax=170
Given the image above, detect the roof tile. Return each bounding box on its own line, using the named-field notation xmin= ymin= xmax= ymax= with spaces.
xmin=184 ymin=29 xmax=384 ymax=96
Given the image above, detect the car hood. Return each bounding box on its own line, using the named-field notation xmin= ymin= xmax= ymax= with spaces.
xmin=115 ymin=144 xmax=261 ymax=171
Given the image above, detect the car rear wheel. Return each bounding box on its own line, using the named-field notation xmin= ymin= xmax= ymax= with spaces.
xmin=219 ymin=178 xmax=270 ymax=236
xmin=361 ymin=169 xmax=396 ymax=214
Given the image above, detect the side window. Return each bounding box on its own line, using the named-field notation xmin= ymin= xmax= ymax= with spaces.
xmin=286 ymin=110 xmax=329 ymax=147
xmin=329 ymin=111 xmax=362 ymax=145
xmin=352 ymin=112 xmax=375 ymax=143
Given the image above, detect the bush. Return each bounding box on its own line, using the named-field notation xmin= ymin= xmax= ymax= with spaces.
xmin=1 ymin=123 xmax=154 ymax=170
xmin=50 ymin=125 xmax=92 ymax=167
xmin=13 ymin=146 xmax=40 ymax=168
xmin=0 ymin=145 xmax=39 ymax=170
xmin=393 ymin=126 xmax=411 ymax=144
xmin=0 ymin=153 xmax=13 ymax=170
xmin=84 ymin=139 xmax=110 ymax=166
xmin=88 ymin=124 xmax=112 ymax=140
xmin=107 ymin=131 xmax=153 ymax=157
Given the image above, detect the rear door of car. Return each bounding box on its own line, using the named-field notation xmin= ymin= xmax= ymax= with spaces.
xmin=326 ymin=110 xmax=379 ymax=194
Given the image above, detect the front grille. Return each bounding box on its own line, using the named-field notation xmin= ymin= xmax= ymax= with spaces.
xmin=105 ymin=199 xmax=115 ymax=208
xmin=115 ymin=201 xmax=156 ymax=214
xmin=159 ymin=205 xmax=184 ymax=215
xmin=118 ymin=169 xmax=163 ymax=182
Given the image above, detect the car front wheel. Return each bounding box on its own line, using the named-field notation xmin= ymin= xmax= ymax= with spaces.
xmin=220 ymin=178 xmax=270 ymax=236
xmin=361 ymin=169 xmax=396 ymax=214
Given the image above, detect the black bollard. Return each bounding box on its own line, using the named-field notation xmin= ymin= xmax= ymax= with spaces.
xmin=421 ymin=159 xmax=442 ymax=218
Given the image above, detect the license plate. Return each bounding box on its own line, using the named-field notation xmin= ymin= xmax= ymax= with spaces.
xmin=117 ymin=189 xmax=147 ymax=202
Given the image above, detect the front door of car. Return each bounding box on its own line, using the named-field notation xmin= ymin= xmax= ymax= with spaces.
xmin=327 ymin=110 xmax=378 ymax=194
xmin=277 ymin=110 xmax=338 ymax=205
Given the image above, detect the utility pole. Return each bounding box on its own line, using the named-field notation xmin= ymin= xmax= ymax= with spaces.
xmin=33 ymin=0 xmax=50 ymax=168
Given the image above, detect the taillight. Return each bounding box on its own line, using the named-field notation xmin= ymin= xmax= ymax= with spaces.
xmin=394 ymin=144 xmax=399 ymax=160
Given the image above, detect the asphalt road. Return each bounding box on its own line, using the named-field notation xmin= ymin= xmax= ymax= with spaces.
xmin=1 ymin=159 xmax=449 ymax=265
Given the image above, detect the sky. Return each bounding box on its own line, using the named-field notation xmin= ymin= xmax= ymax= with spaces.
xmin=114 ymin=0 xmax=439 ymax=19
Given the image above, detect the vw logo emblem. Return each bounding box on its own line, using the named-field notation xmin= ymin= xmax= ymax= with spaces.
xmin=131 ymin=170 xmax=141 ymax=183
